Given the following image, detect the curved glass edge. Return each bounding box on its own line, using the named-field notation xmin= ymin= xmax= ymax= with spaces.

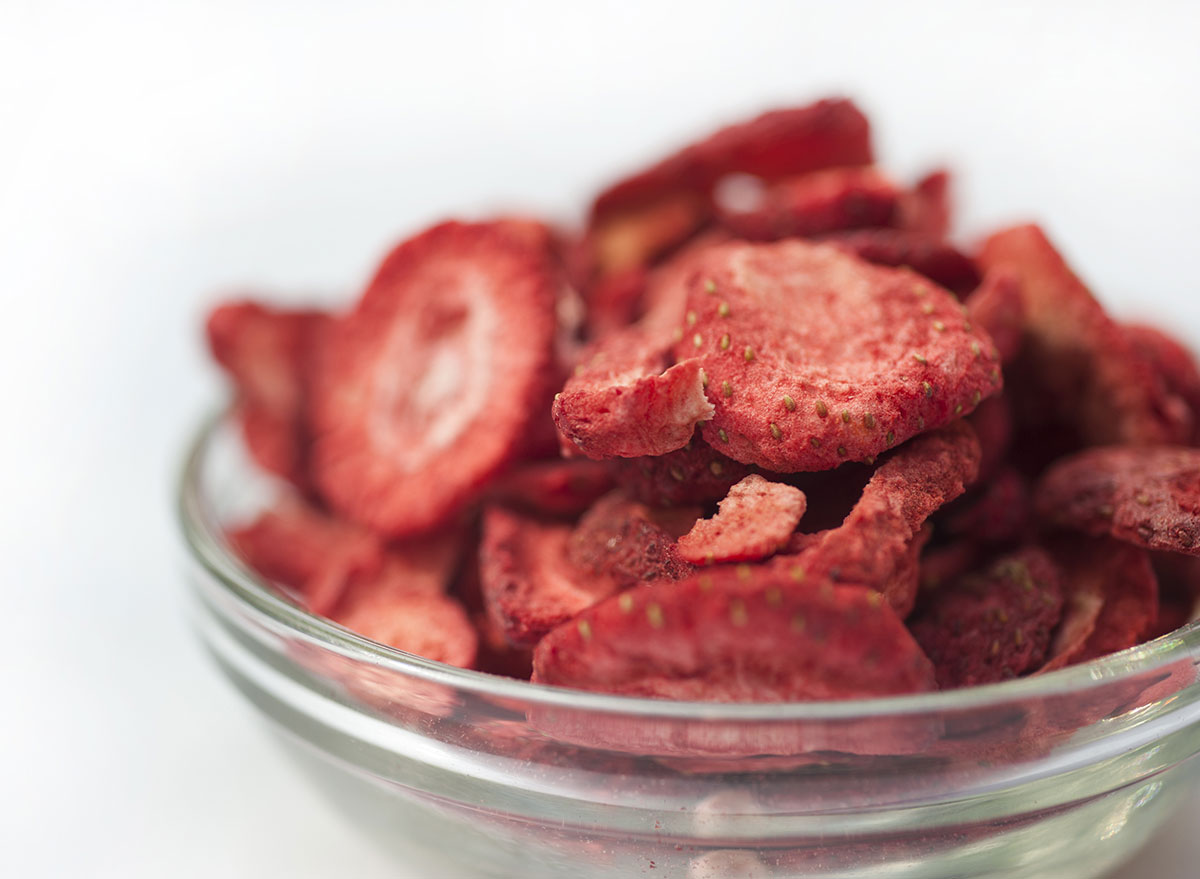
xmin=178 ymin=410 xmax=1200 ymax=721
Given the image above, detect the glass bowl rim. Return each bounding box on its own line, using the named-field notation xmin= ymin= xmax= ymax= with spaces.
xmin=179 ymin=410 xmax=1200 ymax=721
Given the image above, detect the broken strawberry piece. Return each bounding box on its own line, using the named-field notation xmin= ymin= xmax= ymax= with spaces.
xmin=784 ymin=422 xmax=982 ymax=616
xmin=206 ymin=301 xmax=329 ymax=487
xmin=978 ymin=224 xmax=1191 ymax=451
xmin=333 ymin=587 xmax=478 ymax=668
xmin=898 ymin=168 xmax=953 ymax=239
xmin=486 ymin=458 xmax=615 ymax=518
xmin=227 ymin=498 xmax=384 ymax=616
xmin=677 ymin=475 xmax=806 ymax=564
xmin=822 ymin=228 xmax=980 ymax=297
xmin=552 ymin=325 xmax=714 ymax=459
xmin=715 ymin=167 xmax=900 ymax=241
xmin=532 ymin=565 xmax=935 ymax=701
xmin=909 ymin=548 xmax=1064 ymax=688
xmin=567 ymin=491 xmax=697 ymax=588
xmin=479 ymin=507 xmax=623 ymax=646
xmin=1125 ymin=323 xmax=1200 ymax=443
xmin=309 ymin=220 xmax=559 ymax=537
xmin=673 ymin=239 xmax=999 ymax=472
xmin=1034 ymin=445 xmax=1200 ymax=555
xmin=610 ymin=433 xmax=754 ymax=506
xmin=1043 ymin=536 xmax=1159 ymax=664
xmin=966 ymin=269 xmax=1024 ymax=365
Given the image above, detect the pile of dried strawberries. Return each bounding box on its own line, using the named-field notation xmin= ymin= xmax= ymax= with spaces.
xmin=207 ymin=98 xmax=1200 ymax=701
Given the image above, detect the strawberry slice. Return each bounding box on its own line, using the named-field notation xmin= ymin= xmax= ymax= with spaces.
xmin=206 ymin=301 xmax=329 ymax=487
xmin=485 ymin=458 xmax=615 ymax=518
xmin=673 ymin=239 xmax=999 ymax=472
xmin=566 ymin=491 xmax=697 ymax=587
xmin=610 ymin=433 xmax=754 ymax=506
xmin=676 ymin=475 xmax=807 ymax=564
xmin=898 ymin=168 xmax=953 ymax=239
xmin=309 ymin=220 xmax=559 ymax=537
xmin=966 ymin=269 xmax=1024 ymax=365
xmin=333 ymin=587 xmax=478 ymax=668
xmin=1125 ymin=323 xmax=1200 ymax=444
xmin=532 ymin=565 xmax=935 ymax=701
xmin=822 ymin=228 xmax=980 ymax=297
xmin=552 ymin=325 xmax=714 ymax=459
xmin=479 ymin=507 xmax=623 ymax=646
xmin=715 ymin=166 xmax=901 ymax=241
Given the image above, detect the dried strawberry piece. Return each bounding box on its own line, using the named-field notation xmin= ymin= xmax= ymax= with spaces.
xmin=206 ymin=301 xmax=329 ymax=487
xmin=227 ymin=498 xmax=384 ymax=615
xmin=1125 ymin=323 xmax=1200 ymax=443
xmin=942 ymin=467 xmax=1032 ymax=546
xmin=609 ymin=433 xmax=754 ymax=506
xmin=966 ymin=269 xmax=1024 ymax=365
xmin=576 ymin=266 xmax=648 ymax=339
xmin=567 ymin=491 xmax=697 ymax=587
xmin=676 ymin=475 xmax=807 ymax=564
xmin=1034 ymin=445 xmax=1200 ymax=555
xmin=309 ymin=221 xmax=559 ymax=537
xmin=1042 ymin=536 xmax=1159 ymax=665
xmin=333 ymin=588 xmax=478 ymax=668
xmin=715 ymin=167 xmax=900 ymax=241
xmin=486 ymin=459 xmax=615 ymax=518
xmin=480 ymin=507 xmax=623 ymax=646
xmin=552 ymin=325 xmax=714 ymax=459
xmin=785 ymin=423 xmax=981 ymax=616
xmin=532 ymin=565 xmax=935 ymax=701
xmin=822 ymin=228 xmax=980 ymax=297
xmin=967 ymin=393 xmax=1014 ymax=483
xmin=898 ymin=168 xmax=952 ymax=239
xmin=909 ymin=548 xmax=1064 ymax=687
xmin=978 ymin=224 xmax=1190 ymax=452
xmin=674 ymin=240 xmax=999 ymax=472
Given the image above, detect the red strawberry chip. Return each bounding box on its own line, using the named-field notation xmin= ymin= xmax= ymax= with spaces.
xmin=1034 ymin=445 xmax=1200 ymax=555
xmin=909 ymin=548 xmax=1064 ymax=688
xmin=967 ymin=393 xmax=1014 ymax=482
xmin=783 ymin=422 xmax=981 ymax=616
xmin=822 ymin=228 xmax=980 ymax=297
xmin=942 ymin=467 xmax=1032 ymax=546
xmin=978 ymin=224 xmax=1190 ymax=449
xmin=1125 ymin=323 xmax=1200 ymax=443
xmin=333 ymin=588 xmax=478 ymax=669
xmin=479 ymin=507 xmax=623 ymax=646
xmin=532 ymin=566 xmax=935 ymax=701
xmin=1042 ymin=536 xmax=1159 ymax=665
xmin=206 ymin=301 xmax=329 ymax=487
xmin=486 ymin=458 xmax=615 ymax=518
xmin=309 ymin=220 xmax=560 ymax=537
xmin=676 ymin=475 xmax=806 ymax=564
xmin=673 ymin=239 xmax=999 ymax=472
xmin=552 ymin=325 xmax=714 ymax=459
xmin=227 ymin=498 xmax=384 ymax=615
xmin=965 ymin=269 xmax=1024 ymax=365
xmin=715 ymin=167 xmax=900 ymax=241
xmin=610 ymin=432 xmax=754 ymax=506
xmin=566 ymin=491 xmax=697 ymax=587
xmin=898 ymin=168 xmax=953 ymax=239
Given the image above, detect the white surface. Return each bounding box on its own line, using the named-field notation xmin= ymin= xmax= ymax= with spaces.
xmin=2 ymin=1 xmax=1199 ymax=876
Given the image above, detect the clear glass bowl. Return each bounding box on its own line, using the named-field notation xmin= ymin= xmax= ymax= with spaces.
xmin=180 ymin=414 xmax=1200 ymax=879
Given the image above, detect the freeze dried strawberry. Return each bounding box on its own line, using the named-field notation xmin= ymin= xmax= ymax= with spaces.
xmin=1043 ymin=537 xmax=1159 ymax=664
xmin=578 ymin=266 xmax=648 ymax=339
xmin=978 ymin=224 xmax=1190 ymax=452
xmin=675 ymin=240 xmax=999 ymax=472
xmin=567 ymin=491 xmax=696 ymax=587
xmin=966 ymin=269 xmax=1024 ymax=365
xmin=822 ymin=229 xmax=980 ymax=297
xmin=310 ymin=221 xmax=559 ymax=537
xmin=206 ymin=301 xmax=329 ymax=487
xmin=486 ymin=459 xmax=615 ymax=518
xmin=1125 ymin=323 xmax=1200 ymax=443
xmin=1039 ymin=583 xmax=1104 ymax=673
xmin=552 ymin=325 xmax=714 ymax=459
xmin=715 ymin=167 xmax=900 ymax=241
xmin=532 ymin=566 xmax=935 ymax=701
xmin=333 ymin=588 xmax=478 ymax=668
xmin=480 ymin=507 xmax=623 ymax=646
xmin=610 ymin=433 xmax=754 ymax=506
xmin=909 ymin=548 xmax=1064 ymax=687
xmin=677 ymin=475 xmax=807 ymax=564
xmin=1034 ymin=445 xmax=1200 ymax=555
xmin=968 ymin=394 xmax=1014 ymax=483
xmin=943 ymin=467 xmax=1032 ymax=546
xmin=898 ymin=168 xmax=952 ymax=239
xmin=785 ymin=422 xmax=981 ymax=616
xmin=227 ymin=498 xmax=384 ymax=615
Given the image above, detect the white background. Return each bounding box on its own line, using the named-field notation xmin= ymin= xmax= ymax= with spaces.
xmin=2 ymin=1 xmax=1199 ymax=876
